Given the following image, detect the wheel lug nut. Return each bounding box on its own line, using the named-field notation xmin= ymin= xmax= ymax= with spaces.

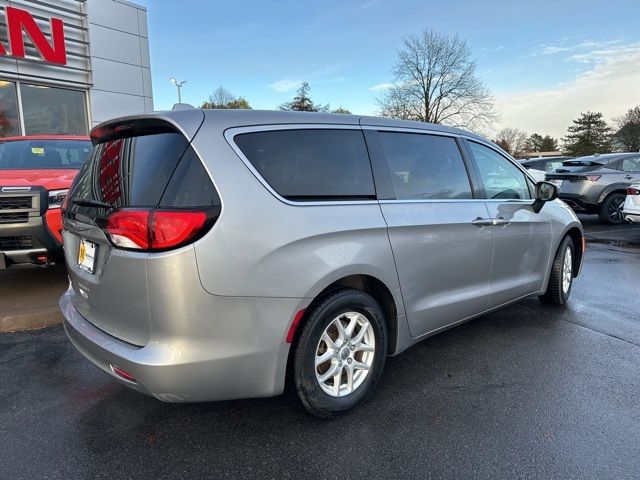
xmin=347 ymin=358 xmax=352 ymax=364
xmin=350 ymin=345 xmax=355 ymax=351
xmin=338 ymin=361 xmax=342 ymax=366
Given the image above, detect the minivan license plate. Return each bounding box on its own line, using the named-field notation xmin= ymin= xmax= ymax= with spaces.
xmin=78 ymin=239 xmax=96 ymax=274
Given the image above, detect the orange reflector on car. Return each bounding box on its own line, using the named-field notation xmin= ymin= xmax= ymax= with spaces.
xmin=286 ymin=309 xmax=306 ymax=343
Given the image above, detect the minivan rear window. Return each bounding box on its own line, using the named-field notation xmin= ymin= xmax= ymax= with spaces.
xmin=66 ymin=131 xmax=218 ymax=218
xmin=234 ymin=129 xmax=375 ymax=201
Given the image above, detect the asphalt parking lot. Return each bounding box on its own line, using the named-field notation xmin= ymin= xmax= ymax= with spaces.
xmin=1 ymin=215 xmax=639 ymax=479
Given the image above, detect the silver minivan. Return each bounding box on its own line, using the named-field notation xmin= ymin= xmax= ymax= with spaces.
xmin=60 ymin=110 xmax=584 ymax=417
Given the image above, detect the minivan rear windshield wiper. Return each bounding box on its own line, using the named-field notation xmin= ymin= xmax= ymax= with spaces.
xmin=70 ymin=197 xmax=113 ymax=210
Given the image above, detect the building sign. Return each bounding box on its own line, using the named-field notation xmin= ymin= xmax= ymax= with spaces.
xmin=0 ymin=6 xmax=67 ymax=65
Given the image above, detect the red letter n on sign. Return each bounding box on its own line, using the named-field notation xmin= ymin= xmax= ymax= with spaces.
xmin=6 ymin=6 xmax=67 ymax=65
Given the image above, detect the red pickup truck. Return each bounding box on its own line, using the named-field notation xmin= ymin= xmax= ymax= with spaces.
xmin=0 ymin=135 xmax=91 ymax=268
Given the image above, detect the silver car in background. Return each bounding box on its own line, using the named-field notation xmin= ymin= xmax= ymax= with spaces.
xmin=60 ymin=110 xmax=584 ymax=417
xmin=546 ymin=153 xmax=640 ymax=224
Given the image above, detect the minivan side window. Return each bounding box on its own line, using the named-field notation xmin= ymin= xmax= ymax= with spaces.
xmin=377 ymin=132 xmax=473 ymax=200
xmin=234 ymin=129 xmax=375 ymax=201
xmin=468 ymin=141 xmax=531 ymax=200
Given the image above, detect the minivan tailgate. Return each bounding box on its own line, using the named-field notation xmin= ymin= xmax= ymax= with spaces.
xmin=61 ymin=113 xmax=206 ymax=346
xmin=63 ymin=223 xmax=150 ymax=346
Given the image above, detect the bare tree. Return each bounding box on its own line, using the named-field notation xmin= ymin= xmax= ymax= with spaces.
xmin=613 ymin=106 xmax=640 ymax=152
xmin=377 ymin=29 xmax=497 ymax=131
xmin=200 ymin=86 xmax=251 ymax=109
xmin=209 ymin=87 xmax=235 ymax=106
xmin=494 ymin=128 xmax=529 ymax=157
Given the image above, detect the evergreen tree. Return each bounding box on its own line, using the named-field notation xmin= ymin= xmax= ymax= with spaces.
xmin=562 ymin=112 xmax=611 ymax=156
xmin=525 ymin=133 xmax=544 ymax=152
xmin=540 ymin=135 xmax=558 ymax=151
xmin=278 ymin=82 xmax=329 ymax=112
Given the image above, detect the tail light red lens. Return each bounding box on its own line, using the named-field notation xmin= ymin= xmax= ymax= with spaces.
xmin=106 ymin=209 xmax=150 ymax=249
xmin=627 ymin=187 xmax=640 ymax=195
xmin=106 ymin=209 xmax=207 ymax=251
xmin=150 ymin=211 xmax=207 ymax=249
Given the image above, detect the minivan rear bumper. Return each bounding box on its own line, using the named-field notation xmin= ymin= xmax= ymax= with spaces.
xmin=60 ymin=288 xmax=304 ymax=402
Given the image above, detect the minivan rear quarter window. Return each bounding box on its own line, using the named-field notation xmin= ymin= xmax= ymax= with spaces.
xmin=233 ymin=129 xmax=375 ymax=201
xmin=377 ymin=132 xmax=473 ymax=200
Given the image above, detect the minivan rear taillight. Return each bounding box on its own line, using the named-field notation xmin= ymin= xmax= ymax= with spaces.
xmin=106 ymin=209 xmax=208 ymax=251
xmin=628 ymin=187 xmax=640 ymax=195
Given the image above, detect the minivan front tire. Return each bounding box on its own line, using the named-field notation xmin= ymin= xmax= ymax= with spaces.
xmin=290 ymin=289 xmax=387 ymax=417
xmin=539 ymin=236 xmax=574 ymax=305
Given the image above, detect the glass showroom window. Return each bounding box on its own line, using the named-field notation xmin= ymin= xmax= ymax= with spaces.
xmin=20 ymin=83 xmax=88 ymax=135
xmin=0 ymin=81 xmax=21 ymax=137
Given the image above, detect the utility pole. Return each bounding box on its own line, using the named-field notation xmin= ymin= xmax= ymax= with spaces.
xmin=170 ymin=77 xmax=187 ymax=103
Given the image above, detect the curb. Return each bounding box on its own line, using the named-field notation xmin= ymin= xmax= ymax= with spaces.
xmin=0 ymin=306 xmax=63 ymax=333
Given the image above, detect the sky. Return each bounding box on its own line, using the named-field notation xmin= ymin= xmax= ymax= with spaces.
xmin=139 ymin=0 xmax=640 ymax=139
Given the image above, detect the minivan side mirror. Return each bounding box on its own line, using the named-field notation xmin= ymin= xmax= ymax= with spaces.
xmin=533 ymin=181 xmax=558 ymax=213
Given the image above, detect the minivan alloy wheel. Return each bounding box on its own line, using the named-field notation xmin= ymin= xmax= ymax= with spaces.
xmin=291 ymin=289 xmax=387 ymax=417
xmin=562 ymin=247 xmax=573 ymax=293
xmin=315 ymin=312 xmax=375 ymax=397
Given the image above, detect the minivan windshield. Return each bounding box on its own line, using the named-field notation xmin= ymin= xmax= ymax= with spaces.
xmin=0 ymin=139 xmax=92 ymax=170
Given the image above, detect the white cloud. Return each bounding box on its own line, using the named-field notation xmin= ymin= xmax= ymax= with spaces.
xmin=369 ymin=82 xmax=394 ymax=92
xmin=354 ymin=0 xmax=380 ymax=12
xmin=268 ymin=79 xmax=301 ymax=92
xmin=535 ymin=40 xmax=620 ymax=56
xmin=495 ymin=42 xmax=640 ymax=138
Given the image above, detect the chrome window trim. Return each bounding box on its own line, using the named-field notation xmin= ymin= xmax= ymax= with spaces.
xmin=379 ymin=198 xmax=534 ymax=205
xmin=225 ymin=124 xmax=378 ymax=207
xmin=361 ymin=125 xmax=460 ymax=139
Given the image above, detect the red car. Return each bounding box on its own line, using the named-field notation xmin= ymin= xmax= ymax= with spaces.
xmin=0 ymin=135 xmax=92 ymax=268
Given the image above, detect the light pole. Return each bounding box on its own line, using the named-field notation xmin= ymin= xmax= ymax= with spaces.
xmin=170 ymin=77 xmax=187 ymax=103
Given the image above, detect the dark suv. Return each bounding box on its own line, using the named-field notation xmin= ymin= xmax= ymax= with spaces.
xmin=546 ymin=153 xmax=640 ymax=224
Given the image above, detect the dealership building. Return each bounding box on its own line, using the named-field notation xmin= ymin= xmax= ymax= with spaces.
xmin=0 ymin=0 xmax=152 ymax=138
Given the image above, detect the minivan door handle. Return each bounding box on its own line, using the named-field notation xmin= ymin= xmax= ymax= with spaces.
xmin=472 ymin=217 xmax=495 ymax=227
xmin=624 ymin=175 xmax=634 ymax=180
xmin=492 ymin=217 xmax=511 ymax=226
xmin=472 ymin=217 xmax=511 ymax=227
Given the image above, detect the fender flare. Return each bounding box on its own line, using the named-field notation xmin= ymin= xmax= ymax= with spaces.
xmin=598 ymin=184 xmax=630 ymax=204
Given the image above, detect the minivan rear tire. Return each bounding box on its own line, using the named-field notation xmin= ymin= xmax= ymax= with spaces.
xmin=539 ymin=236 xmax=574 ymax=305
xmin=598 ymin=192 xmax=626 ymax=224
xmin=290 ymin=289 xmax=387 ymax=418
